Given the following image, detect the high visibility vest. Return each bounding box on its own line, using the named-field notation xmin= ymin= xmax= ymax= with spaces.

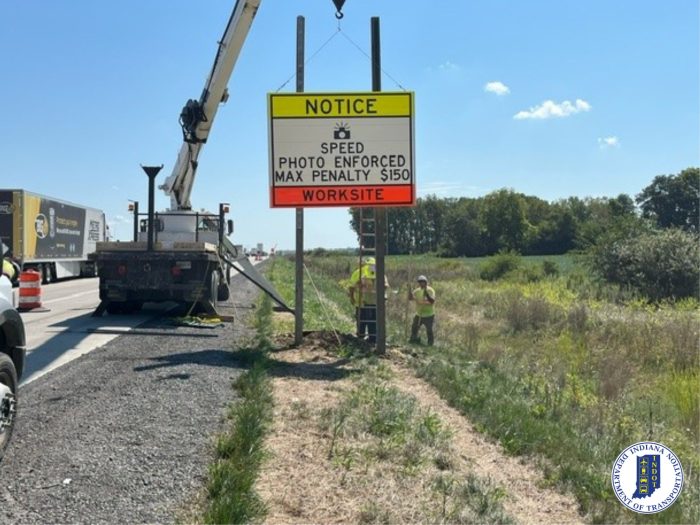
xmin=349 ymin=265 xmax=376 ymax=306
xmin=349 ymin=265 xmax=389 ymax=306
xmin=2 ymin=259 xmax=16 ymax=280
xmin=412 ymin=285 xmax=435 ymax=317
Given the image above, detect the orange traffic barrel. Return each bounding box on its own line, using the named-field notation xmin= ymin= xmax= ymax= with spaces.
xmin=18 ymin=269 xmax=42 ymax=310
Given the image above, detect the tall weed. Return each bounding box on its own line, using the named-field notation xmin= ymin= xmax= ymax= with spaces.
xmin=664 ymin=370 xmax=700 ymax=437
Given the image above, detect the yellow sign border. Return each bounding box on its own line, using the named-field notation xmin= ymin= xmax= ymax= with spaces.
xmin=269 ymin=91 xmax=413 ymax=118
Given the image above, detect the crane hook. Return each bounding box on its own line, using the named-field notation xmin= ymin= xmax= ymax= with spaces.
xmin=332 ymin=0 xmax=345 ymax=19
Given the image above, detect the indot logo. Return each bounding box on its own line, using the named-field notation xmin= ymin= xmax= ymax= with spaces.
xmin=611 ymin=441 xmax=684 ymax=514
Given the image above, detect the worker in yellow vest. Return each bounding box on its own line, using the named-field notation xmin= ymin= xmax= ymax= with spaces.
xmin=1 ymin=258 xmax=15 ymax=281
xmin=2 ymin=240 xmax=18 ymax=283
xmin=409 ymin=275 xmax=436 ymax=345
xmin=348 ymin=256 xmax=389 ymax=344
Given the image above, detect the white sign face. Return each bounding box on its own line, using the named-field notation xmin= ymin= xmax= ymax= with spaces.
xmin=268 ymin=92 xmax=415 ymax=207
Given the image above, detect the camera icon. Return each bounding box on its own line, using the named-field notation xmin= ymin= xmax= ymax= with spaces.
xmin=333 ymin=124 xmax=350 ymax=140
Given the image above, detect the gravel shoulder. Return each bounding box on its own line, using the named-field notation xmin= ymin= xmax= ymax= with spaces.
xmin=0 ymin=272 xmax=260 ymax=525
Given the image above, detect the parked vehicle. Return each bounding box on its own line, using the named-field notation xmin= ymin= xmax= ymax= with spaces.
xmin=0 ymin=240 xmax=26 ymax=461
xmin=0 ymin=189 xmax=108 ymax=283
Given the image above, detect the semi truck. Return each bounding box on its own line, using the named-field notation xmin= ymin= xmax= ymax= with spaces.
xmin=0 ymin=189 xmax=108 ymax=283
xmin=91 ymin=0 xmax=291 ymax=316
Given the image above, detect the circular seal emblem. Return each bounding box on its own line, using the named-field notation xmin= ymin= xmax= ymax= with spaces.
xmin=611 ymin=441 xmax=684 ymax=514
xmin=35 ymin=213 xmax=49 ymax=239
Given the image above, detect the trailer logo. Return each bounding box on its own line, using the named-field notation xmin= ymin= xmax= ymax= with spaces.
xmin=0 ymin=202 xmax=14 ymax=214
xmin=35 ymin=213 xmax=49 ymax=239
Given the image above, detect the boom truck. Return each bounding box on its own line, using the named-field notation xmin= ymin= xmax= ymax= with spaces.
xmin=91 ymin=0 xmax=290 ymax=316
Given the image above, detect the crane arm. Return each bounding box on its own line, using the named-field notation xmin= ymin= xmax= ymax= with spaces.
xmin=159 ymin=0 xmax=261 ymax=210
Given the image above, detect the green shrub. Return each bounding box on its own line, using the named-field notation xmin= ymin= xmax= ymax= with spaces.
xmin=591 ymin=228 xmax=700 ymax=300
xmin=479 ymin=251 xmax=521 ymax=281
xmin=542 ymin=260 xmax=559 ymax=277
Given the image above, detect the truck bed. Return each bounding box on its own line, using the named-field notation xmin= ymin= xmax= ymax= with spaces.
xmin=91 ymin=248 xmax=220 ymax=308
xmin=95 ymin=241 xmax=217 ymax=252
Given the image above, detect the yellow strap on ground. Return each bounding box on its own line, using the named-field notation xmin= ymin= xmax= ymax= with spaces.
xmin=173 ymin=316 xmax=224 ymax=328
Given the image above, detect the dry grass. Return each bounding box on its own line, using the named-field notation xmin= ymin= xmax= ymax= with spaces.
xmin=254 ymin=336 xmax=583 ymax=524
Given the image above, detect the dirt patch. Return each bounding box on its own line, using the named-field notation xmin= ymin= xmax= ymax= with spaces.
xmin=256 ymin=332 xmax=583 ymax=524
xmin=386 ymin=351 xmax=583 ymax=524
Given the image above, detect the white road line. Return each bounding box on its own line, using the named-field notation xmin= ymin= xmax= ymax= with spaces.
xmin=41 ymin=289 xmax=97 ymax=305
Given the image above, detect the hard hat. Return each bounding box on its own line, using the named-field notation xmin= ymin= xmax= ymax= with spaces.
xmin=362 ymin=256 xmax=376 ymax=265
xmin=417 ymin=275 xmax=428 ymax=282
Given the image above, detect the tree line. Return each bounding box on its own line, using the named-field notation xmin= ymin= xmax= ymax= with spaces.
xmin=349 ymin=167 xmax=699 ymax=257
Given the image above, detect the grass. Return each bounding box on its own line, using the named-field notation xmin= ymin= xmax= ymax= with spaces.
xmin=263 ymin=257 xmax=518 ymax=523
xmin=316 ymin=362 xmax=514 ymax=523
xmin=320 ymin=363 xmax=453 ymax=468
xmin=272 ymin=252 xmax=700 ymax=524
xmin=201 ymin=294 xmax=275 ymax=524
xmin=270 ymin=256 xmax=356 ymax=335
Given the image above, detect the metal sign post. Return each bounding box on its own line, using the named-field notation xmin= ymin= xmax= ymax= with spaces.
xmin=294 ymin=16 xmax=305 ymax=346
xmin=371 ymin=17 xmax=386 ymax=355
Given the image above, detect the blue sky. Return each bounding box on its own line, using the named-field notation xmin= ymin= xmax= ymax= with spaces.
xmin=1 ymin=0 xmax=698 ymax=250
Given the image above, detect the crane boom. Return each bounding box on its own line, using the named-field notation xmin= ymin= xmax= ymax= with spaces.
xmin=91 ymin=0 xmax=295 ymax=319
xmin=159 ymin=0 xmax=261 ymax=210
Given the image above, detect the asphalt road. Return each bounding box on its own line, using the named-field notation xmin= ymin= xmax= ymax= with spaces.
xmin=1 ymin=270 xmax=262 ymax=524
xmin=19 ymin=278 xmax=162 ymax=385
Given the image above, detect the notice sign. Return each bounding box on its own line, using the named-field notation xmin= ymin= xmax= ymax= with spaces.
xmin=268 ymin=92 xmax=415 ymax=208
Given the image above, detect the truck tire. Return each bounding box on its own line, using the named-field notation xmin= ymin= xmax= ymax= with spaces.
xmin=126 ymin=301 xmax=143 ymax=313
xmin=0 ymin=353 xmax=18 ymax=461
xmin=217 ymin=279 xmax=230 ymax=302
xmin=106 ymin=302 xmax=127 ymax=315
xmin=210 ymin=271 xmax=219 ymax=308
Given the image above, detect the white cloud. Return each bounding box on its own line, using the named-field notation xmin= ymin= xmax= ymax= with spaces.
xmin=484 ymin=81 xmax=510 ymax=96
xmin=514 ymin=98 xmax=591 ymax=120
xmin=598 ymin=136 xmax=620 ymax=148
xmin=108 ymin=215 xmax=130 ymax=226
xmin=418 ymin=181 xmax=482 ymax=197
xmin=438 ymin=60 xmax=461 ymax=71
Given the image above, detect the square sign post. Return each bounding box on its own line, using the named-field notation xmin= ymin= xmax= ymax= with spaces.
xmin=268 ymin=92 xmax=415 ymax=208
